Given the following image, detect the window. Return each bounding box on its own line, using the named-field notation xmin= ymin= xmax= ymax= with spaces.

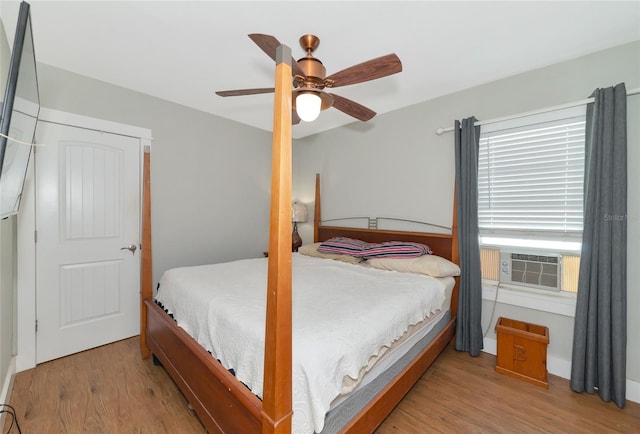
xmin=477 ymin=106 xmax=586 ymax=294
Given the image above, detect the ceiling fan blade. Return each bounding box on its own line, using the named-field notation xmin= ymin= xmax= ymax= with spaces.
xmin=215 ymin=88 xmax=275 ymax=97
xmin=326 ymin=53 xmax=402 ymax=88
xmin=216 ymin=88 xmax=299 ymax=124
xmin=248 ymin=33 xmax=306 ymax=78
xmin=329 ymin=93 xmax=376 ymax=122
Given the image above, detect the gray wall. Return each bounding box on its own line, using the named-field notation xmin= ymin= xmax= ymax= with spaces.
xmin=294 ymin=41 xmax=640 ymax=385
xmin=36 ymin=64 xmax=275 ymax=286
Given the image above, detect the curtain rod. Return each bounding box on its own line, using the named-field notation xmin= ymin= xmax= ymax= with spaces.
xmin=435 ymin=87 xmax=640 ymax=135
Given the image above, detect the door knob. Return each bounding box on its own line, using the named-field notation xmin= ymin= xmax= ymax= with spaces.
xmin=120 ymin=244 xmax=137 ymax=255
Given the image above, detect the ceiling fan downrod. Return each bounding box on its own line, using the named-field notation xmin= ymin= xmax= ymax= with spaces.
xmin=294 ymin=34 xmax=327 ymax=90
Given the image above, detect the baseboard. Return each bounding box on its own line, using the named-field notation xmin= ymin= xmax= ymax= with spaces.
xmin=483 ymin=337 xmax=639 ymax=404
xmin=483 ymin=337 xmax=497 ymax=356
xmin=0 ymin=356 xmax=16 ymax=428
xmin=627 ymin=378 xmax=640 ymax=405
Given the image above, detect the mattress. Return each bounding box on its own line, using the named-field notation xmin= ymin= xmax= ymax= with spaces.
xmin=155 ymin=254 xmax=452 ymax=434
xmin=329 ymin=279 xmax=453 ymax=408
xmin=321 ymin=311 xmax=452 ymax=433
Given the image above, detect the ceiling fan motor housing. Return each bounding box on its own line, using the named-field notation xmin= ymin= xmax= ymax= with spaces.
xmin=296 ymin=57 xmax=326 ymax=88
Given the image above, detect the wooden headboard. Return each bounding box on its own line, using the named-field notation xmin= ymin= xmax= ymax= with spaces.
xmin=316 ymin=225 xmax=455 ymax=261
xmin=312 ymin=173 xmax=459 ymax=263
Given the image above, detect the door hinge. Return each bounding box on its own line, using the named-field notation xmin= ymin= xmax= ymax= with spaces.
xmin=35 ymin=320 xmax=38 ymax=333
xmin=34 ymin=230 xmax=38 ymax=243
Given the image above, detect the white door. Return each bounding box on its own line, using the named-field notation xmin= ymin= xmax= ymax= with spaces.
xmin=35 ymin=121 xmax=141 ymax=363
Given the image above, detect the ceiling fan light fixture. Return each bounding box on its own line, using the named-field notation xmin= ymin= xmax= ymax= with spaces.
xmin=296 ymin=91 xmax=322 ymax=122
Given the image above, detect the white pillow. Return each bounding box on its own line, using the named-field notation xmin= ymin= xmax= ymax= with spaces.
xmin=367 ymin=255 xmax=460 ymax=277
xmin=298 ymin=243 xmax=364 ymax=264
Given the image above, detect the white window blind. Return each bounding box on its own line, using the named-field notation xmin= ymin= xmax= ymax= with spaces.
xmin=478 ymin=107 xmax=586 ymax=237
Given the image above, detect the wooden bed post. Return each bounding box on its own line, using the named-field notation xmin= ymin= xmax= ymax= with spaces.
xmin=314 ymin=173 xmax=321 ymax=243
xmin=140 ymin=148 xmax=152 ymax=358
xmin=262 ymin=44 xmax=293 ymax=434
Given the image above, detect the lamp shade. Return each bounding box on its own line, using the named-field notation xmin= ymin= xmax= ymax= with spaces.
xmin=296 ymin=92 xmax=321 ymax=122
xmin=292 ymin=202 xmax=308 ymax=223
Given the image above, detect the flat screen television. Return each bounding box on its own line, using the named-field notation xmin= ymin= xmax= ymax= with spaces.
xmin=0 ymin=1 xmax=39 ymax=219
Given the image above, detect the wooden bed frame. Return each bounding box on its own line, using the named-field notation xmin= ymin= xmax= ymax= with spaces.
xmin=142 ymin=47 xmax=459 ymax=434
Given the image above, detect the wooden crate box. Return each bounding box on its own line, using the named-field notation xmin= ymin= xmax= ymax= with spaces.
xmin=495 ymin=317 xmax=549 ymax=388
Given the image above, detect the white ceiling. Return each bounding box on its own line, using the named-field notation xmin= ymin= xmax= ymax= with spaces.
xmin=1 ymin=1 xmax=639 ymax=139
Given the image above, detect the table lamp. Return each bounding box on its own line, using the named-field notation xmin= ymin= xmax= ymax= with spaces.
xmin=291 ymin=202 xmax=308 ymax=252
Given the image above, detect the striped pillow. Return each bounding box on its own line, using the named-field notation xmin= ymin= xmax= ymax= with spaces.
xmin=318 ymin=238 xmax=432 ymax=259
xmin=362 ymin=241 xmax=432 ymax=259
xmin=317 ymin=237 xmax=371 ymax=256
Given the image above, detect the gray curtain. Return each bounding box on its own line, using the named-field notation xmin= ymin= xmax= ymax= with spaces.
xmin=571 ymin=83 xmax=627 ymax=408
xmin=454 ymin=117 xmax=483 ymax=356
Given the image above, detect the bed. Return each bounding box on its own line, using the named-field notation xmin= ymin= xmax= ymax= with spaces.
xmin=141 ymin=49 xmax=459 ymax=434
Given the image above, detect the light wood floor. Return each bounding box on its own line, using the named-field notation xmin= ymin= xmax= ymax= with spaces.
xmin=4 ymin=336 xmax=639 ymax=433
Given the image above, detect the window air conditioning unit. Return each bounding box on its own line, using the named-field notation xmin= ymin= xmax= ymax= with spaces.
xmin=499 ymin=252 xmax=561 ymax=292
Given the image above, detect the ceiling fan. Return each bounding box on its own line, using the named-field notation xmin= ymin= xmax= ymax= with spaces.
xmin=215 ymin=34 xmax=402 ymax=123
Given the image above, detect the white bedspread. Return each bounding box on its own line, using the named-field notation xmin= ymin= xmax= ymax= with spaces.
xmin=155 ymin=254 xmax=447 ymax=434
